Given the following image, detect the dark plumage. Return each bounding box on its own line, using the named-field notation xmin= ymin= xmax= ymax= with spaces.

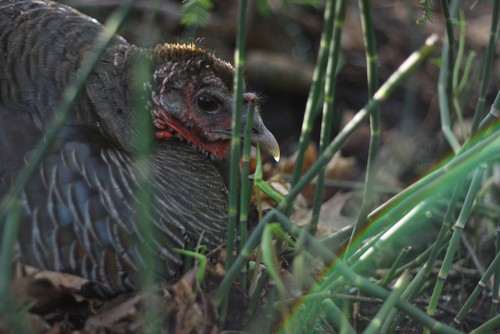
xmin=0 ymin=0 xmax=279 ymax=297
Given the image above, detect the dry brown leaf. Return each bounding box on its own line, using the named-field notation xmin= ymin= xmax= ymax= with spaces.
xmin=10 ymin=263 xmax=94 ymax=331
xmin=83 ymin=293 xmax=143 ymax=332
xmin=292 ymin=191 xmax=356 ymax=238
xmin=163 ymin=270 xmax=219 ymax=334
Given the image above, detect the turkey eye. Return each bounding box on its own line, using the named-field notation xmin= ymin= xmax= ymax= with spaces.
xmin=196 ymin=94 xmax=219 ymax=113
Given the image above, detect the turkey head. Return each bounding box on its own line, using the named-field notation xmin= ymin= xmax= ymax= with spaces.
xmin=150 ymin=44 xmax=279 ymax=160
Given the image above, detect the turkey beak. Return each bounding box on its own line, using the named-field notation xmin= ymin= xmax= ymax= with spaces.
xmin=250 ymin=114 xmax=280 ymax=162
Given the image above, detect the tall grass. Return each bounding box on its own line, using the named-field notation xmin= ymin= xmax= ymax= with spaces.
xmin=219 ymin=0 xmax=500 ymax=332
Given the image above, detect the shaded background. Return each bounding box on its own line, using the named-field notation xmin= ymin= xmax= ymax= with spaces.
xmin=59 ymin=0 xmax=498 ymax=185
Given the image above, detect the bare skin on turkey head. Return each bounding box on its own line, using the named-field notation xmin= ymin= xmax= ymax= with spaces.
xmin=149 ymin=43 xmax=279 ymax=160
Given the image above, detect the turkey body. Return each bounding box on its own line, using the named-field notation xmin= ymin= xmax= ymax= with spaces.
xmin=0 ymin=0 xmax=230 ymax=297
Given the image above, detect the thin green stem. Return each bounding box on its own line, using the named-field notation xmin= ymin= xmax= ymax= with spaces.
xmin=363 ymin=272 xmax=410 ymax=334
xmin=238 ymin=102 xmax=255 ymax=289
xmin=310 ymin=0 xmax=346 ymax=236
xmin=226 ymin=0 xmax=249 ymax=271
xmin=349 ymin=0 xmax=381 ymax=253
xmin=453 ymin=248 xmax=500 ymax=326
xmin=471 ymin=0 xmax=499 ymax=134
xmin=132 ymin=59 xmax=157 ymax=314
xmin=438 ymin=25 xmax=460 ymax=151
xmin=221 ymin=0 xmax=250 ymax=323
xmin=426 ymin=165 xmax=486 ymax=330
xmin=470 ymin=313 xmax=500 ymax=334
xmin=380 ymin=247 xmax=411 ymax=286
xmin=214 ymin=210 xmax=275 ymax=305
xmin=289 ymin=0 xmax=336 ymax=196
xmin=0 ymin=201 xmax=21 ymax=308
xmin=321 ymin=299 xmax=357 ymax=334
xmin=382 ymin=185 xmax=462 ymax=332
xmin=478 ymin=90 xmax=500 ymax=131
xmin=490 ymin=216 xmax=500 ymax=319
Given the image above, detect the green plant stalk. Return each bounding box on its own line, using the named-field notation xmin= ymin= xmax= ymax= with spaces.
xmin=284 ymin=299 xmax=324 ymax=334
xmin=438 ymin=40 xmax=461 ymax=152
xmin=368 ymin=122 xmax=499 ymax=236
xmin=215 ymin=34 xmax=439 ymax=305
xmin=289 ymin=0 xmax=335 ymax=194
xmin=479 ymin=90 xmax=500 ymax=131
xmin=262 ymin=224 xmax=288 ymax=297
xmin=310 ymin=0 xmax=346 ymax=236
xmin=453 ymin=247 xmax=500 ymax=326
xmin=253 ymin=147 xmax=286 ymax=204
xmin=348 ymin=199 xmax=434 ymax=278
xmin=470 ymin=0 xmax=499 ymax=134
xmin=0 ymin=0 xmax=135 ymax=305
xmin=451 ymin=11 xmax=469 ymax=139
xmin=238 ymin=102 xmax=255 ymax=289
xmin=393 ymin=242 xmax=436 ymax=275
xmin=438 ymin=0 xmax=461 ymax=151
xmin=0 ymin=201 xmax=21 ymax=309
xmin=425 ymin=165 xmax=486 ymax=327
xmin=226 ymin=0 xmax=248 ymax=271
xmin=245 ymin=269 xmax=269 ymax=322
xmin=380 ymin=247 xmax=411 ymax=286
xmin=490 ymin=217 xmax=500 ymax=319
xmin=320 ymin=224 xmax=354 ymax=256
xmin=349 ymin=201 xmax=446 ymax=274
xmin=318 ymin=206 xmax=418 ymax=298
xmin=349 ymin=0 xmax=381 ymax=252
xmin=363 ymin=272 xmax=410 ymax=334
xmin=132 ymin=64 xmax=154 ymax=252
xmin=381 ymin=184 xmax=462 ymax=333
xmin=131 ymin=60 xmax=160 ymax=334
xmin=491 ymin=90 xmax=500 ymax=117
xmin=470 ymin=313 xmax=500 ymax=334
xmin=321 ymin=299 xmax=357 ymax=334
xmin=173 ymin=248 xmax=207 ymax=291
xmin=275 ymin=291 xmax=352 ymax=309
xmin=263 ymin=286 xmax=279 ymax=334
xmin=274 ymin=211 xmax=463 ymax=334
xmin=312 ymin=227 xmax=386 ymax=314
xmin=214 ymin=210 xmax=276 ymax=305
xmin=456 ymin=51 xmax=476 ymax=97
xmin=440 ymin=0 xmax=455 ymax=68
xmin=452 ymin=11 xmax=465 ymax=93
xmin=346 ymin=224 xmax=390 ymax=266
xmin=340 ymin=298 xmax=352 ymax=334
xmin=221 ymin=0 xmax=250 ymax=322
xmin=407 ymin=183 xmax=463 ymax=284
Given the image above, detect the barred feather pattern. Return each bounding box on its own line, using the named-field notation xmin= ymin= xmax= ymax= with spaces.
xmin=15 ymin=131 xmax=228 ymax=297
xmin=0 ymin=0 xmax=229 ymax=297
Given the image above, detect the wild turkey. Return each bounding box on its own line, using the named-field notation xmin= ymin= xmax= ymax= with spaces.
xmin=0 ymin=0 xmax=279 ymax=297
